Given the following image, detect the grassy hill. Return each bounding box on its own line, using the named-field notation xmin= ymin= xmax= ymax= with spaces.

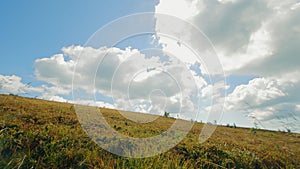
xmin=0 ymin=94 xmax=300 ymax=168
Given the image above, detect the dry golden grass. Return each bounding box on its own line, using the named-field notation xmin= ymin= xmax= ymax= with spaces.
xmin=1 ymin=94 xmax=300 ymax=168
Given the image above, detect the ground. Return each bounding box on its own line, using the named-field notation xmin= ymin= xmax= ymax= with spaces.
xmin=1 ymin=94 xmax=300 ymax=168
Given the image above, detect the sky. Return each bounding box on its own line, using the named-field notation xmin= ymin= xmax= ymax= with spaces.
xmin=0 ymin=0 xmax=300 ymax=133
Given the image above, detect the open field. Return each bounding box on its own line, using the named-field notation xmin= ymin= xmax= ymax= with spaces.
xmin=1 ymin=94 xmax=300 ymax=168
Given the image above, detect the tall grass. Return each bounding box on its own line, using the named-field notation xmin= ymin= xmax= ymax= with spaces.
xmin=0 ymin=94 xmax=300 ymax=168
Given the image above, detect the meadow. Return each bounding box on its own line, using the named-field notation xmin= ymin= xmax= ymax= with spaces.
xmin=1 ymin=94 xmax=300 ymax=168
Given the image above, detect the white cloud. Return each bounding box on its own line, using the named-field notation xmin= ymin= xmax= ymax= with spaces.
xmin=35 ymin=54 xmax=75 ymax=86
xmin=225 ymin=76 xmax=300 ymax=125
xmin=217 ymin=23 xmax=273 ymax=73
xmin=291 ymin=2 xmax=300 ymax=10
xmin=226 ymin=78 xmax=285 ymax=109
xmin=155 ymin=0 xmax=300 ymax=131
xmin=155 ymin=0 xmax=202 ymax=20
xmin=73 ymin=99 xmax=115 ymax=109
xmin=34 ymin=45 xmax=209 ymax=121
xmin=0 ymin=75 xmax=71 ymax=103
xmin=0 ymin=75 xmax=41 ymax=95
xmin=41 ymin=95 xmax=67 ymax=103
xmin=217 ymin=0 xmax=238 ymax=4
xmin=296 ymin=105 xmax=300 ymax=111
xmin=233 ymin=3 xmax=300 ymax=76
xmin=155 ymin=0 xmax=300 ymax=76
xmin=191 ymin=0 xmax=271 ymax=61
xmin=0 ymin=75 xmax=27 ymax=94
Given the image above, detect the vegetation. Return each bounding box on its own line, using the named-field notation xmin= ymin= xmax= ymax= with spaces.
xmin=1 ymin=94 xmax=300 ymax=168
xmin=164 ymin=111 xmax=170 ymax=118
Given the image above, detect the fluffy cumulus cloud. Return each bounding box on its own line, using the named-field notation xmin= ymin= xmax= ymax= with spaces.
xmin=0 ymin=75 xmax=36 ymax=95
xmin=156 ymin=0 xmax=300 ymax=75
xmin=0 ymin=75 xmax=69 ymax=102
xmin=35 ymin=54 xmax=75 ymax=87
xmin=33 ymin=45 xmax=210 ymax=120
xmin=155 ymin=0 xmax=300 ymax=131
xmin=225 ymin=74 xmax=300 ymax=131
xmin=226 ymin=78 xmax=286 ymax=111
xmin=0 ymin=73 xmax=116 ymax=107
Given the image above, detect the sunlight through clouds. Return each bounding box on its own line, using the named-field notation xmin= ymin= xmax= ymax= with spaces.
xmin=154 ymin=0 xmax=300 ymax=132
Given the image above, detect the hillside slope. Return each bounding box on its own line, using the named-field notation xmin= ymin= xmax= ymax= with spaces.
xmin=1 ymin=94 xmax=300 ymax=168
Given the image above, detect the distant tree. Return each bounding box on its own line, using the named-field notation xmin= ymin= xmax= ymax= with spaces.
xmin=250 ymin=128 xmax=257 ymax=135
xmin=213 ymin=120 xmax=217 ymax=125
xmin=164 ymin=111 xmax=170 ymax=118
xmin=285 ymin=127 xmax=291 ymax=133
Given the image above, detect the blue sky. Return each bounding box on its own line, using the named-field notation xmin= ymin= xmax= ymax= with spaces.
xmin=0 ymin=0 xmax=158 ymax=82
xmin=1 ymin=0 xmax=300 ymax=133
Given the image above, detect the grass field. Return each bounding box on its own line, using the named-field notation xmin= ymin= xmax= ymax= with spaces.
xmin=1 ymin=94 xmax=300 ymax=168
